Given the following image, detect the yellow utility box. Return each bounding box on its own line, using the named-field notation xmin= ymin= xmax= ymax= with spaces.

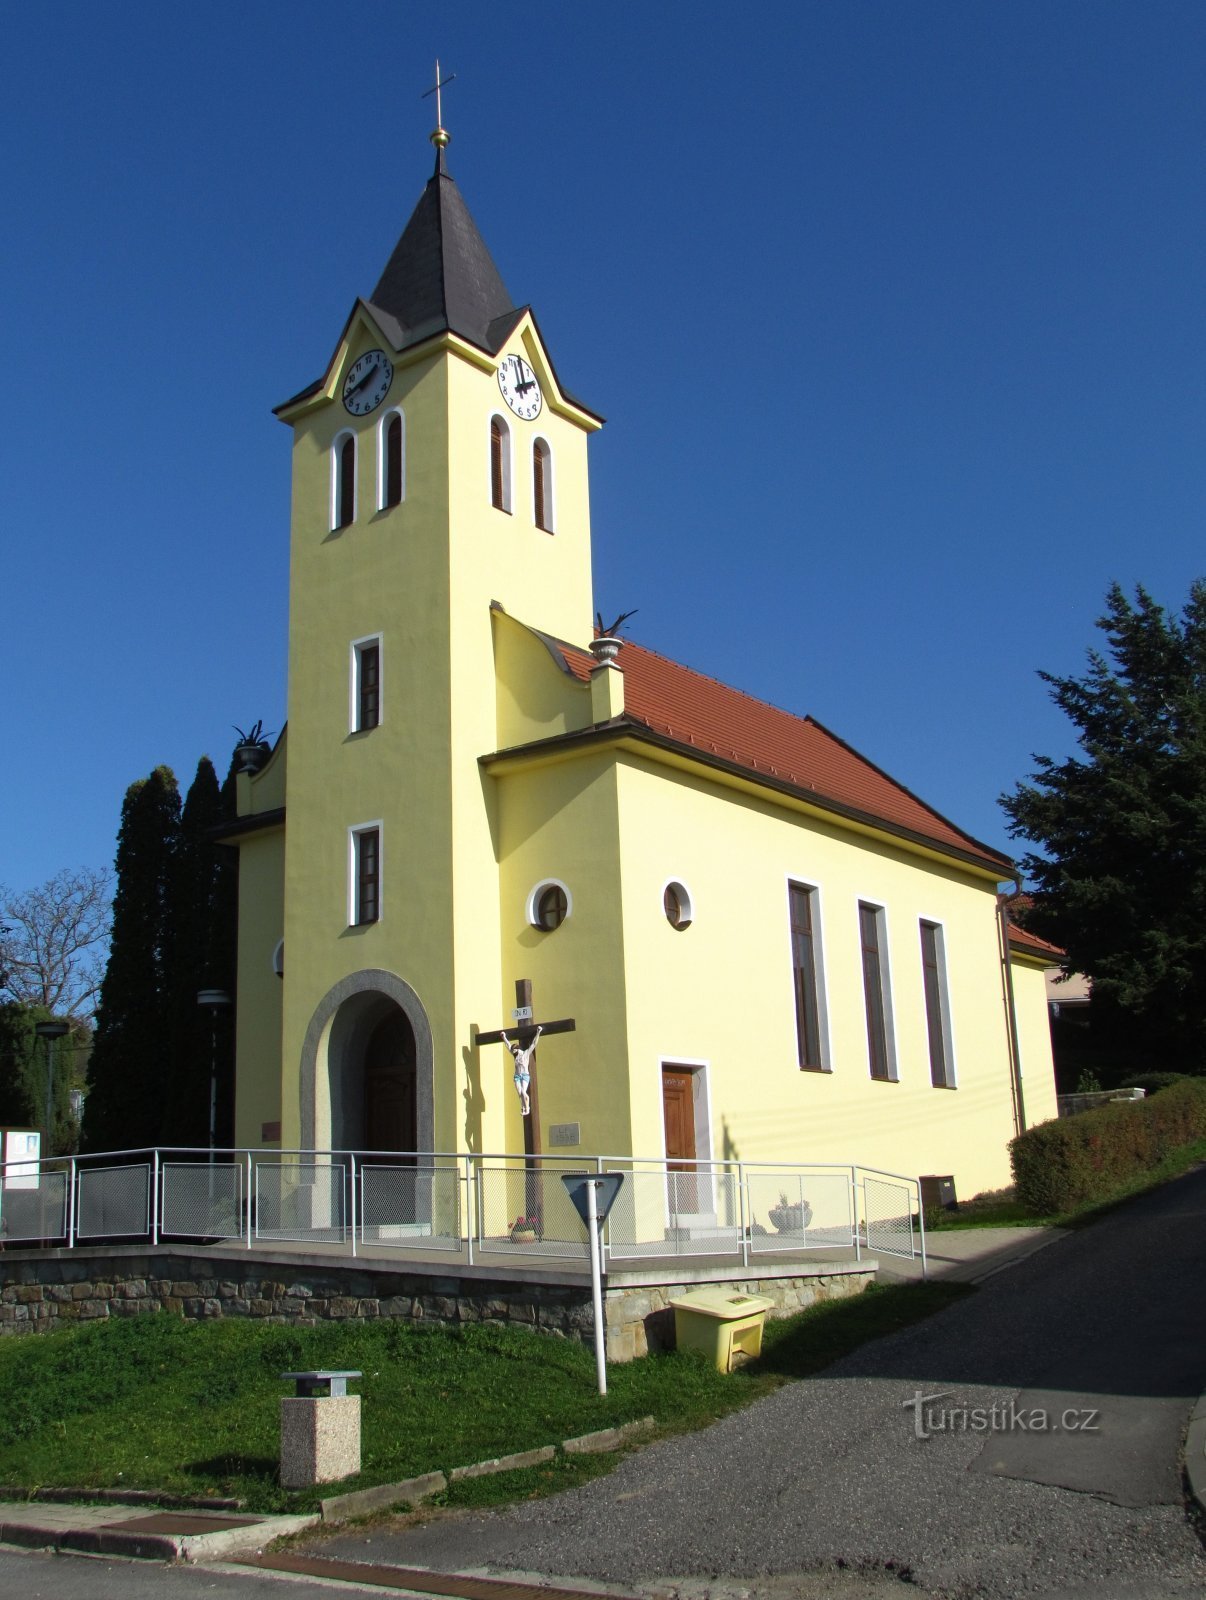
xmin=669 ymin=1289 xmax=775 ymax=1372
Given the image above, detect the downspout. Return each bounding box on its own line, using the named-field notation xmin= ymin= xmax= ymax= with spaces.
xmin=998 ymin=874 xmax=1028 ymax=1137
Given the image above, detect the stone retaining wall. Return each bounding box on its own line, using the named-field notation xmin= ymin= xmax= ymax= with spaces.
xmin=0 ymin=1248 xmax=875 ymax=1362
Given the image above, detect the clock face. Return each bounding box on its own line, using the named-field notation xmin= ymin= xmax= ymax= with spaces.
xmin=343 ymin=348 xmax=394 ymax=415
xmin=497 ymin=354 xmax=543 ymax=420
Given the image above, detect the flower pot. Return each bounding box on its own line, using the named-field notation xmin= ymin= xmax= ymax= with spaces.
xmin=768 ymin=1201 xmax=812 ymax=1233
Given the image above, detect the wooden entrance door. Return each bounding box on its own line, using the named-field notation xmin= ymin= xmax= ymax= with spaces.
xmin=661 ymin=1065 xmax=698 ymax=1216
xmin=363 ymin=1010 xmax=417 ymax=1158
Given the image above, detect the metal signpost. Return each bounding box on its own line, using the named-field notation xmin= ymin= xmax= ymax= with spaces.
xmin=560 ymin=1171 xmax=625 ymax=1394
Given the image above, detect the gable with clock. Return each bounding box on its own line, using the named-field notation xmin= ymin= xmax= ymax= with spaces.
xmin=223 ymin=123 xmax=1057 ymax=1203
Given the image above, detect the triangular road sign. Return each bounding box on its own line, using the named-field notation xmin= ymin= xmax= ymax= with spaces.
xmin=560 ymin=1172 xmax=625 ymax=1228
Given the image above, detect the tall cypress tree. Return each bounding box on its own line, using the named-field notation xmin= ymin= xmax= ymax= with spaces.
xmin=82 ymin=767 xmax=181 ymax=1152
xmin=162 ymin=758 xmax=238 ymax=1147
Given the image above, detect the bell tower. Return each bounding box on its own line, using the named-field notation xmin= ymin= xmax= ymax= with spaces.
xmin=265 ymin=112 xmax=602 ymax=1157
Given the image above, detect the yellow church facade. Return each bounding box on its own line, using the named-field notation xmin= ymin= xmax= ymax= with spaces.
xmin=225 ymin=132 xmax=1057 ymax=1202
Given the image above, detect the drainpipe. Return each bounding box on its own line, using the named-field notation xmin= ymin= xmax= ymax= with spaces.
xmin=998 ymin=874 xmax=1028 ymax=1137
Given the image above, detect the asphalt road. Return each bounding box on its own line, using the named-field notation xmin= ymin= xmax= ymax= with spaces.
xmin=316 ymin=1164 xmax=1206 ymax=1599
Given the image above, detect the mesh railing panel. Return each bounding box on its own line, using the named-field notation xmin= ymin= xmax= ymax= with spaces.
xmin=746 ymin=1169 xmax=854 ymax=1253
xmin=161 ymin=1163 xmax=244 ymax=1239
xmin=359 ymin=1163 xmax=460 ymax=1249
xmin=255 ymin=1162 xmax=345 ymax=1241
xmin=0 ymin=1171 xmax=69 ymax=1242
xmin=474 ymin=1163 xmax=589 ymax=1258
xmin=863 ymin=1174 xmax=916 ymax=1258
xmin=76 ymin=1164 xmax=150 ymax=1239
xmin=604 ymin=1166 xmax=742 ymax=1259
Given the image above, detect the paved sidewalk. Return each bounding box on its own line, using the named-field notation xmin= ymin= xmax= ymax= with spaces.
xmin=884 ymin=1221 xmax=1065 ymax=1284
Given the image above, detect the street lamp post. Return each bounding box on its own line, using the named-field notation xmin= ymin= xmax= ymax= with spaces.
xmin=34 ymin=1020 xmax=70 ymax=1158
xmin=196 ymin=990 xmax=232 ymax=1168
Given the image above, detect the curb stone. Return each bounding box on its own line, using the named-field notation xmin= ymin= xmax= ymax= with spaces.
xmin=1186 ymin=1392 xmax=1206 ymax=1516
xmin=320 ymin=1471 xmax=448 ymax=1521
xmin=563 ymin=1417 xmax=656 ymax=1455
xmin=319 ymin=1416 xmax=659 ymax=1524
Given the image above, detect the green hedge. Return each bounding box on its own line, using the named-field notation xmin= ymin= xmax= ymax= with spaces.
xmin=1010 ymin=1078 xmax=1206 ymax=1215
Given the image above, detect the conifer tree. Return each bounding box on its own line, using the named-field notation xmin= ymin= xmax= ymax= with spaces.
xmin=162 ymin=758 xmax=238 ymax=1147
xmin=82 ymin=767 xmax=181 ymax=1152
xmin=1001 ymin=580 xmax=1206 ymax=1070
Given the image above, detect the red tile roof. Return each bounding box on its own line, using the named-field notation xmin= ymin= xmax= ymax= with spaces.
xmin=552 ymin=637 xmax=1010 ymax=872
xmin=1001 ymin=895 xmax=1065 ymax=959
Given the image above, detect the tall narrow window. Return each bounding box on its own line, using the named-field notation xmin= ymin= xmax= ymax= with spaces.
xmin=490 ymin=415 xmax=511 ymax=511
xmin=382 ymin=411 xmax=404 ymax=508
xmin=352 ymin=826 xmax=381 ymax=925
xmin=334 ymin=433 xmax=356 ymax=529
xmin=920 ymin=920 xmax=955 ymax=1088
xmin=533 ymin=438 xmax=553 ymax=532
xmin=859 ymin=902 xmax=896 ymax=1081
xmin=789 ymin=883 xmax=826 ymax=1070
xmin=352 ymin=638 xmax=381 ymax=731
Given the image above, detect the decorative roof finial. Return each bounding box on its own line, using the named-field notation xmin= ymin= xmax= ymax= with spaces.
xmin=423 ymin=59 xmax=455 ymax=170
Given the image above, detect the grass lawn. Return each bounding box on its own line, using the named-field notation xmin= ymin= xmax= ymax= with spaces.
xmin=0 ymin=1280 xmax=967 ymax=1513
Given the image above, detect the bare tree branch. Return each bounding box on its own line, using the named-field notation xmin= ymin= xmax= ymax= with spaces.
xmin=0 ymin=867 xmax=113 ymax=1023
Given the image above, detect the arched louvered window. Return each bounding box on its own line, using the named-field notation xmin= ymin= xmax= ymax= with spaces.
xmin=334 ymin=433 xmax=356 ymax=530
xmin=382 ymin=411 xmax=404 ymax=509
xmin=490 ymin=415 xmax=511 ymax=512
xmin=533 ymin=438 xmax=553 ymax=532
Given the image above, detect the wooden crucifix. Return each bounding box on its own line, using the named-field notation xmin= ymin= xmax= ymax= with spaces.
xmin=475 ymin=979 xmax=575 ymax=1166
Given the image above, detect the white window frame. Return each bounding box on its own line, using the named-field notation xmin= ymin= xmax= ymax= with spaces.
xmin=349 ymin=821 xmax=383 ymax=927
xmin=349 ymin=632 xmax=383 ymax=733
xmin=856 ymin=897 xmax=898 ymax=1082
xmin=331 ymin=428 xmax=357 ymax=531
xmin=377 ymin=407 xmax=405 ymax=510
xmin=489 ymin=412 xmax=513 ymax=513
xmin=786 ymin=876 xmax=832 ymax=1072
xmin=919 ymin=916 xmax=958 ymax=1089
xmin=532 ymin=435 xmax=555 ymax=532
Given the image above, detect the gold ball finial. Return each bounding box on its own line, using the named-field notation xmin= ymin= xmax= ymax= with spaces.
xmin=430 ymin=126 xmax=450 ymax=151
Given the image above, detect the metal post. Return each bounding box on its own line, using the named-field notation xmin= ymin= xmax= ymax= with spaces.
xmin=245 ymin=1151 xmax=254 ymax=1249
xmin=586 ymin=1177 xmax=607 ymax=1396
xmin=917 ymin=1180 xmax=929 ymax=1280
xmin=464 ymin=1156 xmax=474 ymax=1267
xmin=851 ymin=1166 xmax=861 ymax=1261
xmin=151 ymin=1149 xmax=160 ymax=1246
xmin=67 ymin=1156 xmax=77 ymax=1247
xmin=738 ymin=1161 xmax=750 ymax=1268
xmin=34 ymin=1021 xmax=69 ymax=1158
xmin=349 ymin=1152 xmax=358 ymax=1259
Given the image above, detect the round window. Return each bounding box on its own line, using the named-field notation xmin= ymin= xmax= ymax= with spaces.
xmin=663 ymin=881 xmax=693 ymax=930
xmin=536 ymin=884 xmax=568 ymax=930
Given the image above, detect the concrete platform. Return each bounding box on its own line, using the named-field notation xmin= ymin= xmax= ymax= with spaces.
xmin=0 ymin=1500 xmax=316 ymax=1562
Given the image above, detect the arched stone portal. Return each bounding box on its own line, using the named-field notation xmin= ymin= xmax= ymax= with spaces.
xmin=299 ymin=969 xmax=434 ymax=1154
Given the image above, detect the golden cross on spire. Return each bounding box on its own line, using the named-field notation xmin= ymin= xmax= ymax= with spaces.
xmin=423 ymin=59 xmax=456 ymax=155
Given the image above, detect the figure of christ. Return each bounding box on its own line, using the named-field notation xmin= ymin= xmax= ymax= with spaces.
xmin=500 ymin=1024 xmax=543 ymax=1116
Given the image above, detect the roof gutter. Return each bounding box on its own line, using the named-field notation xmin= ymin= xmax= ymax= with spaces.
xmin=998 ymin=874 xmax=1029 ymax=1138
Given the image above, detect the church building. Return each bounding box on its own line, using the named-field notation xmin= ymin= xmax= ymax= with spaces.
xmin=225 ymin=121 xmax=1057 ymax=1202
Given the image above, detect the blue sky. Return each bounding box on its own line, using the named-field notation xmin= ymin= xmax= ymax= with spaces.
xmin=4 ymin=2 xmax=1205 ymax=893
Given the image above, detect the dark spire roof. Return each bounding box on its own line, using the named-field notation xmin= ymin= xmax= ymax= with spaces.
xmin=366 ymin=152 xmax=520 ymax=356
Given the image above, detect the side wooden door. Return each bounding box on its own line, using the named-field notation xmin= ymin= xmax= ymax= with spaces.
xmin=661 ymin=1065 xmax=697 ymax=1215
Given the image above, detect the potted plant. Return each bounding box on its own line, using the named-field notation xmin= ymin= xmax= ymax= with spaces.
xmin=767 ymin=1191 xmax=813 ymax=1233
xmin=589 ymin=608 xmax=639 ymax=664
xmin=233 ymin=720 xmax=274 ymax=775
xmin=510 ymin=1215 xmax=539 ymax=1243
